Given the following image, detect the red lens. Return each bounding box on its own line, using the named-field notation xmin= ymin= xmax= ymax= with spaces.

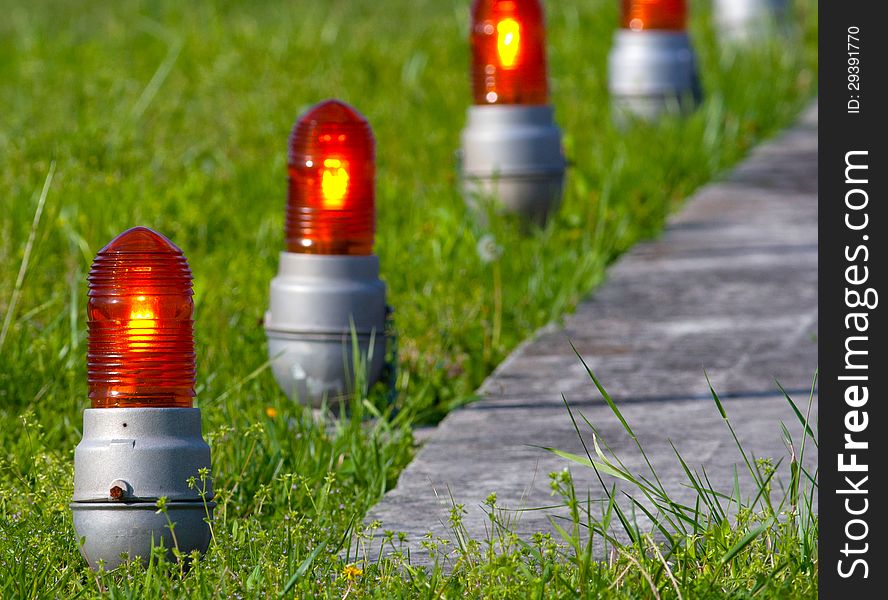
xmin=621 ymin=0 xmax=687 ymax=31
xmin=470 ymin=0 xmax=549 ymax=105
xmin=286 ymin=99 xmax=375 ymax=256
xmin=87 ymin=227 xmax=195 ymax=408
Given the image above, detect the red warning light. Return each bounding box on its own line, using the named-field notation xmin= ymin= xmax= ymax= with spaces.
xmin=621 ymin=0 xmax=687 ymax=31
xmin=286 ymin=99 xmax=376 ymax=256
xmin=87 ymin=227 xmax=195 ymax=408
xmin=470 ymin=0 xmax=549 ymax=105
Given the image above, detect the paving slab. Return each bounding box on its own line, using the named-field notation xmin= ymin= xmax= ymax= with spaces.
xmin=366 ymin=104 xmax=819 ymax=567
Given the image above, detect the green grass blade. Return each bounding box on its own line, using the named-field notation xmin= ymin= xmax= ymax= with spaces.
xmin=775 ymin=379 xmax=818 ymax=448
xmin=278 ymin=541 xmax=327 ymax=598
xmin=720 ymin=519 xmax=774 ymax=565
xmin=570 ymin=342 xmax=635 ymax=439
xmin=536 ymin=446 xmax=634 ymax=483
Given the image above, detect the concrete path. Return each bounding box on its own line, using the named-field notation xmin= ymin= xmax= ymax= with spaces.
xmin=366 ymin=104 xmax=818 ymax=566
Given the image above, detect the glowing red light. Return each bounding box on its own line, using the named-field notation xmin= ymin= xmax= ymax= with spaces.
xmin=621 ymin=0 xmax=687 ymax=31
xmin=87 ymin=227 xmax=195 ymax=408
xmin=470 ymin=0 xmax=549 ymax=105
xmin=286 ymin=99 xmax=375 ymax=256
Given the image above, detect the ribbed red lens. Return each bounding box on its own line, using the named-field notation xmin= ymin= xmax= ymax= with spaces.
xmin=470 ymin=0 xmax=549 ymax=105
xmin=621 ymin=0 xmax=687 ymax=31
xmin=286 ymin=99 xmax=375 ymax=256
xmin=87 ymin=227 xmax=195 ymax=408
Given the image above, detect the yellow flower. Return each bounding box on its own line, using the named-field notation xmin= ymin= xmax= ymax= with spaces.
xmin=342 ymin=564 xmax=363 ymax=579
xmin=265 ymin=407 xmax=278 ymax=418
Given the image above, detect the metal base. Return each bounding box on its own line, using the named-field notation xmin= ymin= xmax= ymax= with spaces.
xmin=71 ymin=501 xmax=213 ymax=570
xmin=608 ymin=30 xmax=702 ymax=121
xmin=459 ymin=104 xmax=565 ymax=226
xmin=71 ymin=408 xmax=213 ymax=570
xmin=714 ymin=0 xmax=787 ymax=42
xmin=265 ymin=253 xmax=387 ymax=407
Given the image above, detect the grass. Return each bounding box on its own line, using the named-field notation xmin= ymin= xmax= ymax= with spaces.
xmin=1 ymin=369 xmax=819 ymax=598
xmin=0 ymin=0 xmax=817 ymax=597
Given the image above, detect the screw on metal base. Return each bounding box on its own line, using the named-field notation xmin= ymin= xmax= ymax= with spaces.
xmin=459 ymin=104 xmax=565 ymax=226
xmin=109 ymin=481 xmax=127 ymax=500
